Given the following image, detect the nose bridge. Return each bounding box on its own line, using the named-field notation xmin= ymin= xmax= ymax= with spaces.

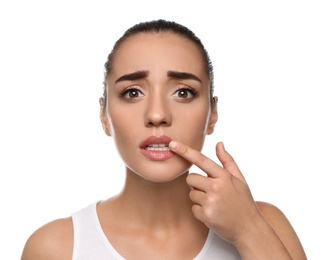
xmin=145 ymin=88 xmax=171 ymax=127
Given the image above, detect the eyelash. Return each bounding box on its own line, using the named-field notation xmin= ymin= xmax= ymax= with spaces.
xmin=118 ymin=86 xmax=144 ymax=99
xmin=117 ymin=85 xmax=198 ymax=100
xmin=173 ymin=86 xmax=198 ymax=98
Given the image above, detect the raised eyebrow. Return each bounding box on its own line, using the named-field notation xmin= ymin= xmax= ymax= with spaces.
xmin=115 ymin=70 xmax=149 ymax=83
xmin=167 ymin=70 xmax=202 ymax=83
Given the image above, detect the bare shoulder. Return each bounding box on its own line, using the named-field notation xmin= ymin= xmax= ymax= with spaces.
xmin=21 ymin=217 xmax=73 ymax=260
xmin=256 ymin=201 xmax=307 ymax=260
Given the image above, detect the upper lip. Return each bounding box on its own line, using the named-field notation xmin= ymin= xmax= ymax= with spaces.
xmin=140 ymin=135 xmax=172 ymax=149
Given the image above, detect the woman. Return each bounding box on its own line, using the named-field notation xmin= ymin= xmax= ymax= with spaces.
xmin=21 ymin=19 xmax=307 ymax=259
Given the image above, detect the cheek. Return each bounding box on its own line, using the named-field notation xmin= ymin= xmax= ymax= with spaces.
xmin=176 ymin=105 xmax=211 ymax=150
xmin=109 ymin=122 xmax=137 ymax=168
xmin=106 ymin=106 xmax=138 ymax=152
xmin=107 ymin=101 xmax=138 ymax=134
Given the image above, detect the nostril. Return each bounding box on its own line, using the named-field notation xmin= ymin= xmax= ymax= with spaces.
xmin=147 ymin=120 xmax=168 ymax=127
xmin=145 ymin=101 xmax=172 ymax=127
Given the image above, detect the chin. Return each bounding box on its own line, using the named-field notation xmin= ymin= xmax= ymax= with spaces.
xmin=126 ymin=160 xmax=191 ymax=184
xmin=141 ymin=170 xmax=189 ymax=183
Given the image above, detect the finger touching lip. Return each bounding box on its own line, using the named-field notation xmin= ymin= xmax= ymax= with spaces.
xmin=140 ymin=135 xmax=173 ymax=161
xmin=169 ymin=140 xmax=222 ymax=178
xmin=140 ymin=135 xmax=172 ymax=149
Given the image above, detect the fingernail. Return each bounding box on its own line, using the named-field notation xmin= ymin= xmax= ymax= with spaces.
xmin=169 ymin=141 xmax=178 ymax=149
xmin=221 ymin=142 xmax=226 ymax=151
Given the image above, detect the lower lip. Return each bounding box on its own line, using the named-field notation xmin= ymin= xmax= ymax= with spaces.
xmin=140 ymin=149 xmax=174 ymax=161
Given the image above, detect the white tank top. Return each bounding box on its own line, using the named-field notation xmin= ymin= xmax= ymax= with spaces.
xmin=72 ymin=202 xmax=241 ymax=260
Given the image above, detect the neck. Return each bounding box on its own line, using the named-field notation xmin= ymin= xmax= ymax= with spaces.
xmin=114 ymin=169 xmax=197 ymax=229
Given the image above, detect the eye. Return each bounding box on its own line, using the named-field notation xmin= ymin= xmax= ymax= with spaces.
xmin=120 ymin=87 xmax=144 ymax=99
xmin=172 ymin=86 xmax=198 ymax=99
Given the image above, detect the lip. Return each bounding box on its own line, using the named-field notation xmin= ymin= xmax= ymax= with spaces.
xmin=140 ymin=135 xmax=174 ymax=161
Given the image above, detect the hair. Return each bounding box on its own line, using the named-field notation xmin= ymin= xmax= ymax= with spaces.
xmin=102 ymin=19 xmax=215 ymax=107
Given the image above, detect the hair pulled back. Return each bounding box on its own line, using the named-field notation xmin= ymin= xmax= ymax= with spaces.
xmin=102 ymin=19 xmax=214 ymax=106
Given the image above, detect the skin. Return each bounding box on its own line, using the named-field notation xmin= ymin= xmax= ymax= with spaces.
xmin=21 ymin=32 xmax=307 ymax=259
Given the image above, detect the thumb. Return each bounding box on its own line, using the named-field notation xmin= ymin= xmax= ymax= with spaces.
xmin=216 ymin=142 xmax=246 ymax=183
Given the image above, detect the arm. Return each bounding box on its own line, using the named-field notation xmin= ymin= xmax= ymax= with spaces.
xmin=256 ymin=201 xmax=307 ymax=260
xmin=169 ymin=140 xmax=307 ymax=259
xmin=21 ymin=217 xmax=73 ymax=260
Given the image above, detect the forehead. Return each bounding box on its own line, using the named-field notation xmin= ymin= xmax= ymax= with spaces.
xmin=110 ymin=32 xmax=207 ymax=79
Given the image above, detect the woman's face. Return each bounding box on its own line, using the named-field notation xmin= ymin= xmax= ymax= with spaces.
xmin=101 ymin=32 xmax=217 ymax=182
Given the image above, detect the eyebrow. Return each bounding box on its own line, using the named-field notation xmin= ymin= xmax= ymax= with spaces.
xmin=115 ymin=70 xmax=149 ymax=83
xmin=167 ymin=70 xmax=202 ymax=82
xmin=114 ymin=70 xmax=202 ymax=83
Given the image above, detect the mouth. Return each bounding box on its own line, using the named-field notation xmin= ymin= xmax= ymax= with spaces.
xmin=145 ymin=143 xmax=170 ymax=151
xmin=140 ymin=135 xmax=173 ymax=161
xmin=140 ymin=135 xmax=172 ymax=149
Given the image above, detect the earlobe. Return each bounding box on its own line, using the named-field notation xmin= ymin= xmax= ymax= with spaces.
xmin=207 ymin=96 xmax=218 ymax=135
xmin=101 ymin=120 xmax=111 ymax=136
xmin=99 ymin=97 xmax=111 ymax=136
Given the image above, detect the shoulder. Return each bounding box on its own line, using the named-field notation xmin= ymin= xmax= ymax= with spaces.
xmin=21 ymin=217 xmax=73 ymax=260
xmin=256 ymin=201 xmax=307 ymax=260
xmin=256 ymin=201 xmax=296 ymax=233
xmin=256 ymin=201 xmax=286 ymax=220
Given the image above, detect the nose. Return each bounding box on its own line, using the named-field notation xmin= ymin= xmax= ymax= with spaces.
xmin=145 ymin=93 xmax=172 ymax=127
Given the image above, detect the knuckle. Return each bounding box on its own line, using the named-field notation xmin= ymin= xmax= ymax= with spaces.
xmin=195 ymin=154 xmax=206 ymax=165
xmin=182 ymin=146 xmax=190 ymax=155
xmin=220 ymin=171 xmax=230 ymax=182
xmin=189 ymin=189 xmax=195 ymax=200
xmin=202 ymin=207 xmax=214 ymax=223
xmin=205 ymin=193 xmax=216 ymax=204
xmin=210 ymin=181 xmax=220 ymax=192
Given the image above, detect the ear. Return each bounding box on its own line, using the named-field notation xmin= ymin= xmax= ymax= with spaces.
xmin=207 ymin=96 xmax=218 ymax=135
xmin=99 ymin=97 xmax=111 ymax=136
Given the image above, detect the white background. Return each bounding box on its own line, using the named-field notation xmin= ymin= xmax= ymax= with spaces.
xmin=1 ymin=1 xmax=324 ymax=259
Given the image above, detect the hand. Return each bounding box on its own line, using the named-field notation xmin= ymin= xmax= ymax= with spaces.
xmin=169 ymin=140 xmax=262 ymax=244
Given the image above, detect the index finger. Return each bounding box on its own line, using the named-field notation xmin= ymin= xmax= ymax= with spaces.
xmin=169 ymin=140 xmax=223 ymax=178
